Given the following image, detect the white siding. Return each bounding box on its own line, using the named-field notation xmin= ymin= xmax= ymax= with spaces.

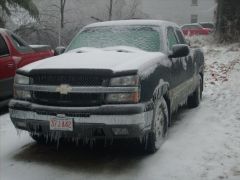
xmin=140 ymin=0 xmax=216 ymax=25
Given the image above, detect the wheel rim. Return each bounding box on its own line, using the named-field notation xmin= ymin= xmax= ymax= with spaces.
xmin=154 ymin=102 xmax=165 ymax=148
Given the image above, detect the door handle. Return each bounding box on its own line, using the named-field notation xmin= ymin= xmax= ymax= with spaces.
xmin=7 ymin=63 xmax=15 ymax=68
xmin=12 ymin=56 xmax=22 ymax=64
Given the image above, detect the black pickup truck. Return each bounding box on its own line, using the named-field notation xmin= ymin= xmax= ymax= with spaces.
xmin=9 ymin=20 xmax=204 ymax=153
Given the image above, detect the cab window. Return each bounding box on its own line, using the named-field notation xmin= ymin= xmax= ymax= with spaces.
xmin=176 ymin=29 xmax=187 ymax=44
xmin=0 ymin=34 xmax=10 ymax=57
xmin=8 ymin=32 xmax=32 ymax=53
xmin=167 ymin=27 xmax=178 ymax=50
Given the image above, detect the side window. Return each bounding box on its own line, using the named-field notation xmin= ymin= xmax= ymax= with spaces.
xmin=0 ymin=34 xmax=10 ymax=57
xmin=191 ymin=0 xmax=198 ymax=6
xmin=167 ymin=27 xmax=178 ymax=50
xmin=176 ymin=29 xmax=187 ymax=44
xmin=11 ymin=34 xmax=26 ymax=47
xmin=8 ymin=32 xmax=32 ymax=53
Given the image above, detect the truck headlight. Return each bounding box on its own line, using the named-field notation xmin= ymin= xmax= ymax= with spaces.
xmin=108 ymin=75 xmax=140 ymax=103
xmin=109 ymin=75 xmax=139 ymax=87
xmin=14 ymin=74 xmax=31 ymax=99
xmin=106 ymin=92 xmax=140 ymax=104
xmin=14 ymin=74 xmax=30 ymax=85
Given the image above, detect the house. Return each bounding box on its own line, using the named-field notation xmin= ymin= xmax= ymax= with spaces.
xmin=140 ymin=0 xmax=216 ymax=25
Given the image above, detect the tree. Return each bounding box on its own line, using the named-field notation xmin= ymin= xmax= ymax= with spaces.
xmin=215 ymin=0 xmax=240 ymax=42
xmin=14 ymin=0 xmax=84 ymax=48
xmin=0 ymin=0 xmax=39 ymax=27
xmin=53 ymin=0 xmax=67 ymax=46
xmin=91 ymin=0 xmax=148 ymax=22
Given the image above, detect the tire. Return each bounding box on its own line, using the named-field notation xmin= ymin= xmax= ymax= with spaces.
xmin=143 ymin=97 xmax=169 ymax=154
xmin=187 ymin=76 xmax=202 ymax=108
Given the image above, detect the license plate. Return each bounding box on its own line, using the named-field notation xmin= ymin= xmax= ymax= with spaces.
xmin=50 ymin=118 xmax=73 ymax=131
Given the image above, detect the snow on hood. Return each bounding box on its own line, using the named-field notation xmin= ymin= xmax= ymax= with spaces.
xmin=20 ymin=47 xmax=171 ymax=77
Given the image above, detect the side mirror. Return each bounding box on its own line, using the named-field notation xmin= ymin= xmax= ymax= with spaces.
xmin=54 ymin=46 xmax=66 ymax=56
xmin=169 ymin=44 xmax=190 ymax=58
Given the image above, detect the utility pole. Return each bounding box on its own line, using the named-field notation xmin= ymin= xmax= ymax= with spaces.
xmin=58 ymin=0 xmax=66 ymax=46
xmin=109 ymin=0 xmax=113 ymax=21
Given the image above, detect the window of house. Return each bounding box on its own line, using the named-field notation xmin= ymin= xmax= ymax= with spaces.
xmin=191 ymin=14 xmax=198 ymax=23
xmin=191 ymin=0 xmax=198 ymax=6
xmin=0 ymin=34 xmax=10 ymax=57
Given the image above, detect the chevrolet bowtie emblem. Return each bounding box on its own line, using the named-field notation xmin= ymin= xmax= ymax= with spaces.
xmin=56 ymin=84 xmax=72 ymax=95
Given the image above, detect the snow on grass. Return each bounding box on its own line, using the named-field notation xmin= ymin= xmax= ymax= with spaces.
xmin=0 ymin=38 xmax=240 ymax=180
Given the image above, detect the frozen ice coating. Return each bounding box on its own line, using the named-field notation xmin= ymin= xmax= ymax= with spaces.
xmin=85 ymin=19 xmax=178 ymax=28
xmin=1 ymin=43 xmax=240 ymax=180
xmin=19 ymin=49 xmax=170 ymax=77
xmin=19 ymin=20 xmax=178 ymax=77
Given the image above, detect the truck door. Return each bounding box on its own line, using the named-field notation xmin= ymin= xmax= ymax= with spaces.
xmin=167 ymin=27 xmax=184 ymax=88
xmin=175 ymin=28 xmax=195 ymax=80
xmin=0 ymin=34 xmax=15 ymax=100
xmin=167 ymin=27 xmax=187 ymax=108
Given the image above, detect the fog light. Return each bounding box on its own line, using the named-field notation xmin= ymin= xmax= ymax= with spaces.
xmin=106 ymin=92 xmax=140 ymax=104
xmin=14 ymin=90 xmax=31 ymax=99
xmin=16 ymin=121 xmax=27 ymax=128
xmin=112 ymin=128 xmax=129 ymax=135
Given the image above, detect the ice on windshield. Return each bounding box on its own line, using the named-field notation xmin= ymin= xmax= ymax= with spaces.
xmin=66 ymin=26 xmax=161 ymax=52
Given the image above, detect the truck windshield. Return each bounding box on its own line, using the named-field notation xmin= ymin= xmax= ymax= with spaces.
xmin=66 ymin=25 xmax=161 ymax=52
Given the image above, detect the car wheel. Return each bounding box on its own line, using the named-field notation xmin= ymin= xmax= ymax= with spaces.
xmin=187 ymin=76 xmax=202 ymax=108
xmin=143 ymin=97 xmax=168 ymax=154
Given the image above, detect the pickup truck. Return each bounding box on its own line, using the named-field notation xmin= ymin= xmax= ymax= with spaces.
xmin=9 ymin=20 xmax=204 ymax=153
xmin=0 ymin=28 xmax=54 ymax=107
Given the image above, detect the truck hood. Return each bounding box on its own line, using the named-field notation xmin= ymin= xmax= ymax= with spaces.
xmin=29 ymin=45 xmax=52 ymax=52
xmin=20 ymin=47 xmax=170 ymax=76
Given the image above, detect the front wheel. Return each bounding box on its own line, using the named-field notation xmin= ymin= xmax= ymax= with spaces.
xmin=187 ymin=76 xmax=202 ymax=108
xmin=143 ymin=97 xmax=169 ymax=154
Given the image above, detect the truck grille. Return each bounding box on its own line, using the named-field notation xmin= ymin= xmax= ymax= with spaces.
xmin=32 ymin=74 xmax=104 ymax=86
xmin=32 ymin=92 xmax=103 ymax=107
xmin=30 ymin=74 xmax=107 ymax=107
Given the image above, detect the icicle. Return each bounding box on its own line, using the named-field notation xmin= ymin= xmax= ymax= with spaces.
xmin=56 ymin=132 xmax=61 ymax=151
xmin=139 ymin=136 xmax=143 ymax=144
xmin=144 ymin=134 xmax=148 ymax=150
xmin=16 ymin=129 xmax=23 ymax=137
xmin=110 ymin=137 xmax=114 ymax=145
xmin=104 ymin=137 xmax=107 ymax=148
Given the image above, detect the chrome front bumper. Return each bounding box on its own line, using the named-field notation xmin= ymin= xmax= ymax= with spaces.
xmin=10 ymin=109 xmax=152 ymax=127
xmin=9 ymin=101 xmax=153 ymax=138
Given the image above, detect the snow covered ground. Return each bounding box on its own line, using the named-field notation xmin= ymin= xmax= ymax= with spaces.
xmin=0 ymin=40 xmax=240 ymax=180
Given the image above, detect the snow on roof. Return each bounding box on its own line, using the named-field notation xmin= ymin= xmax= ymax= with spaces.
xmin=181 ymin=23 xmax=202 ymax=27
xmin=0 ymin=28 xmax=7 ymax=32
xmin=85 ymin=19 xmax=178 ymax=28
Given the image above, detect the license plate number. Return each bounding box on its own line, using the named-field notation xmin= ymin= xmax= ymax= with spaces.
xmin=50 ymin=118 xmax=73 ymax=131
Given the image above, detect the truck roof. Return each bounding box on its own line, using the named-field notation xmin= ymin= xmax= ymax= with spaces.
xmin=85 ymin=19 xmax=179 ymax=28
xmin=0 ymin=28 xmax=7 ymax=33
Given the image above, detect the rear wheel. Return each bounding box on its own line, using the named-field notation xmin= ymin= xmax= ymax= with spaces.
xmin=143 ymin=97 xmax=168 ymax=154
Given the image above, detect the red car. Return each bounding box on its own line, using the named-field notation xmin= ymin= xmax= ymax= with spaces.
xmin=0 ymin=28 xmax=54 ymax=107
xmin=181 ymin=24 xmax=213 ymax=36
